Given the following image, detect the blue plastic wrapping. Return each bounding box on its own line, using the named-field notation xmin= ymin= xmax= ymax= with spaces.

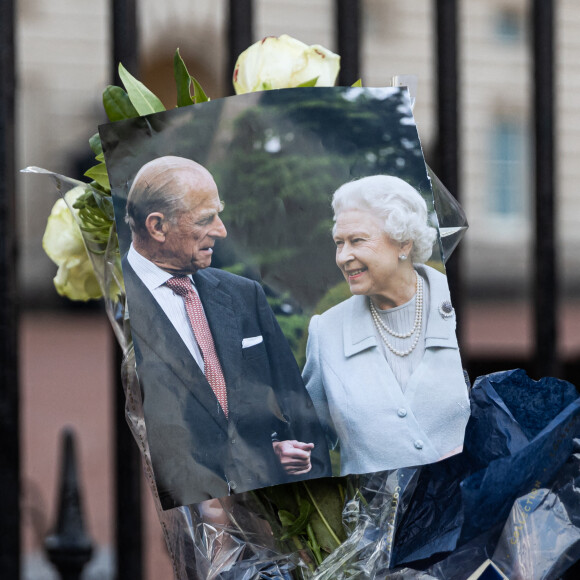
xmin=389 ymin=369 xmax=580 ymax=578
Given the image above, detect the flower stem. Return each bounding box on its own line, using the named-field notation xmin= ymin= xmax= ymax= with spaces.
xmin=290 ymin=535 xmax=316 ymax=572
xmin=306 ymin=523 xmax=323 ymax=566
xmin=301 ymin=482 xmax=342 ymax=548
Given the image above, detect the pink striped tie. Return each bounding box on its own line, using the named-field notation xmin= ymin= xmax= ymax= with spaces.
xmin=166 ymin=276 xmax=228 ymax=418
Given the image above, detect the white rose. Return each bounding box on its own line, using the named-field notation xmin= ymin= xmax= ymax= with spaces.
xmin=233 ymin=34 xmax=340 ymax=94
xmin=42 ymin=186 xmax=102 ymax=301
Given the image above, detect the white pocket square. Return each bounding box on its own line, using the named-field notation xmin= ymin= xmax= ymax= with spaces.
xmin=242 ymin=335 xmax=263 ymax=348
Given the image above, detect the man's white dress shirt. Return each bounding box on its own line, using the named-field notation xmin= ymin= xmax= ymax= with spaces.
xmin=127 ymin=244 xmax=205 ymax=371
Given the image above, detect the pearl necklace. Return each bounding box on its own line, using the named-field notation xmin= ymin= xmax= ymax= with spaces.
xmin=369 ymin=272 xmax=424 ymax=357
xmin=370 ymin=272 xmax=423 ymax=338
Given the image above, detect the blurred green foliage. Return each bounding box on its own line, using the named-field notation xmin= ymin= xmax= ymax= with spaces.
xmin=212 ymin=87 xmax=430 ymax=311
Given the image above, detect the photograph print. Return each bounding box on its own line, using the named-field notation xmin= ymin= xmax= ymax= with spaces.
xmin=99 ymin=86 xmax=470 ymax=509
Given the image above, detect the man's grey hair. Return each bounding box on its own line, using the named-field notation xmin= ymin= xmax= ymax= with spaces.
xmin=125 ymin=156 xmax=211 ymax=238
xmin=332 ymin=175 xmax=437 ymax=263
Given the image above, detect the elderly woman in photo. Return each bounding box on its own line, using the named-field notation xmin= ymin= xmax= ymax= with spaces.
xmin=303 ymin=175 xmax=470 ymax=475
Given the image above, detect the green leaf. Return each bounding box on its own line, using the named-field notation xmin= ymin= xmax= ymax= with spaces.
xmin=296 ymin=77 xmax=319 ymax=88
xmin=102 ymin=85 xmax=139 ymax=122
xmin=174 ymin=49 xmax=194 ymax=107
xmin=86 ymin=180 xmax=108 ymax=195
xmin=72 ymin=188 xmax=115 ymax=254
xmin=118 ymin=62 xmax=166 ymax=115
xmin=278 ymin=510 xmax=296 ymax=528
xmin=351 ymin=78 xmax=363 ymax=87
xmin=259 ymin=482 xmax=301 ymax=514
xmin=91 ymin=188 xmax=115 ymax=221
xmin=89 ymin=132 xmax=103 ymax=156
xmin=191 ymin=75 xmax=210 ymax=103
xmin=279 ymin=500 xmax=314 ymax=540
xmin=302 ymin=481 xmax=346 ymax=553
xmin=95 ymin=152 xmax=105 ymax=162
xmin=84 ymin=163 xmax=111 ymax=191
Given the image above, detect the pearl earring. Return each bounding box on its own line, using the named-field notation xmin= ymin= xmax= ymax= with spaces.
xmin=399 ymin=254 xmax=407 ymax=261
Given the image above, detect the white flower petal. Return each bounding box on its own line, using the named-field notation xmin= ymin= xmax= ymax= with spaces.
xmin=42 ymin=198 xmax=85 ymax=264
xmin=42 ymin=185 xmax=102 ymax=301
xmin=233 ymin=34 xmax=340 ymax=95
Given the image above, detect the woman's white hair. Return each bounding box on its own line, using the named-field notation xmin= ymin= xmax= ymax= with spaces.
xmin=332 ymin=175 xmax=437 ymax=264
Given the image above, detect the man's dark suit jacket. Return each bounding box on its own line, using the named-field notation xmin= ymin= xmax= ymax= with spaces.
xmin=123 ymin=258 xmax=331 ymax=510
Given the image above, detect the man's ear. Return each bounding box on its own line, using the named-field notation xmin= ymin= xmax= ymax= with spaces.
xmin=145 ymin=212 xmax=167 ymax=243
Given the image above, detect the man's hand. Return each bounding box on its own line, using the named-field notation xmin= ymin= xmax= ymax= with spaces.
xmin=272 ymin=440 xmax=314 ymax=475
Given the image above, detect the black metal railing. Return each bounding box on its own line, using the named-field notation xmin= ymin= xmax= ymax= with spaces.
xmin=227 ymin=0 xmax=254 ymax=95
xmin=0 ymin=0 xmax=570 ymax=577
xmin=0 ymin=0 xmax=20 ymax=578
xmin=111 ymin=2 xmax=144 ymax=578
xmin=336 ymin=0 xmax=361 ymax=85
xmin=532 ymin=0 xmax=557 ymax=379
xmin=433 ymin=0 xmax=463 ymax=345
xmin=44 ymin=429 xmax=93 ymax=580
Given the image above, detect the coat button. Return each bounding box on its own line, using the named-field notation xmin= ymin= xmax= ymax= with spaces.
xmin=414 ymin=440 xmax=424 ymax=450
xmin=231 ymin=438 xmax=236 ymax=444
xmin=397 ymin=408 xmax=407 ymax=418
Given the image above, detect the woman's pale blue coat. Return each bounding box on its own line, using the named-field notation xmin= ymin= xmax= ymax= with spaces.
xmin=303 ymin=264 xmax=471 ymax=475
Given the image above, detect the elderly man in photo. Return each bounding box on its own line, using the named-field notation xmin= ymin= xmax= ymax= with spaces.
xmin=122 ymin=155 xmax=331 ymax=509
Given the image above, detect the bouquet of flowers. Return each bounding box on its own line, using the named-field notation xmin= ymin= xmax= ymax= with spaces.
xmin=26 ymin=36 xmax=580 ymax=580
